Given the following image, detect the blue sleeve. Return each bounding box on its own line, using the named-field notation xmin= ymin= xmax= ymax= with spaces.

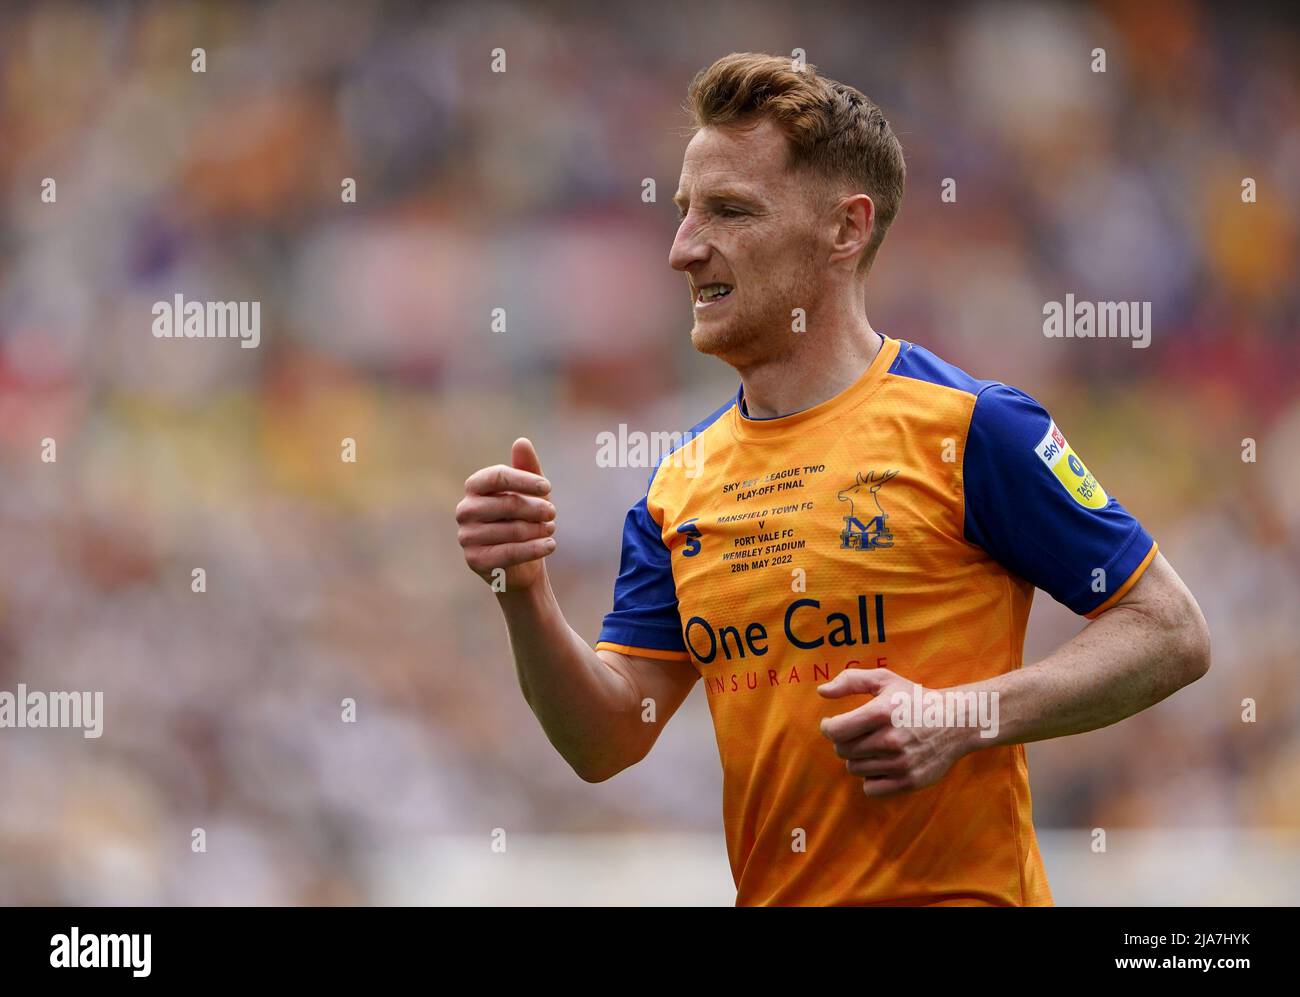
xmin=963 ymin=383 xmax=1156 ymax=616
xmin=596 ymin=493 xmax=686 ymax=653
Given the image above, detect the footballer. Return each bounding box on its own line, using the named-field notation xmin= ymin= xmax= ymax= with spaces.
xmin=455 ymin=53 xmax=1211 ymax=906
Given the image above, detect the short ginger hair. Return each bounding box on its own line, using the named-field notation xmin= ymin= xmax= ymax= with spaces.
xmin=684 ymin=52 xmax=906 ymax=277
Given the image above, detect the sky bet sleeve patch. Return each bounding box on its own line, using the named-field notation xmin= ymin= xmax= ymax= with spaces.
xmin=1033 ymin=420 xmax=1108 ymax=509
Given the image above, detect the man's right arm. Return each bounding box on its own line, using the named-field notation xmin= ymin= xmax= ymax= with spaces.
xmin=498 ymin=575 xmax=698 ymax=781
xmin=457 ymin=438 xmax=698 ymax=782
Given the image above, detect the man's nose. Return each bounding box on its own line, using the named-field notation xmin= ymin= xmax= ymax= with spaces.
xmin=669 ymin=216 xmax=709 ymax=272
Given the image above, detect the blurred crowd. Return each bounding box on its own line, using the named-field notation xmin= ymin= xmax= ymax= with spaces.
xmin=0 ymin=0 xmax=1297 ymax=903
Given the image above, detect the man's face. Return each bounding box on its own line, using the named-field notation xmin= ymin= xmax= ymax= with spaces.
xmin=670 ymin=118 xmax=828 ymax=366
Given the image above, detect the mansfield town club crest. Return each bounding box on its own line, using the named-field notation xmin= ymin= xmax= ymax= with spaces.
xmin=837 ymin=470 xmax=899 ymax=550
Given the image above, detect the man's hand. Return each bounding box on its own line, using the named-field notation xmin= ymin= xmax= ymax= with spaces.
xmin=817 ymin=668 xmax=970 ymax=798
xmin=459 ymin=438 xmax=697 ymax=782
xmin=457 ymin=437 xmax=557 ymax=591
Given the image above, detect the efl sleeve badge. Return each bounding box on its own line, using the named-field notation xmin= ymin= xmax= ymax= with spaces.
xmin=1033 ymin=420 xmax=1109 ymax=510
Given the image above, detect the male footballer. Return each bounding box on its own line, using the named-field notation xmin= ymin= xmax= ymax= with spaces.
xmin=456 ymin=53 xmax=1211 ymax=906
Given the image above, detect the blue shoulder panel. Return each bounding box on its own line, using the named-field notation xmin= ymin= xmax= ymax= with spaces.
xmin=597 ymin=396 xmax=734 ymax=652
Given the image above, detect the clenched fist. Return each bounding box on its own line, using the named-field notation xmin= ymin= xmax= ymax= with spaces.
xmin=457 ymin=437 xmax=557 ymax=591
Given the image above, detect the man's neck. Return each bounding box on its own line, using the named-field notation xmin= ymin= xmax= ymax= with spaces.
xmin=738 ymin=324 xmax=884 ymax=420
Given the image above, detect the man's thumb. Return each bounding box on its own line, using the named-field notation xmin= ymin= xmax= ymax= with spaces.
xmin=512 ymin=437 xmax=543 ymax=476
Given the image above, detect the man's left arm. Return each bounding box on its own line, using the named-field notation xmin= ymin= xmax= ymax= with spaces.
xmin=957 ymin=549 xmax=1209 ymax=748
xmin=818 ymin=552 xmax=1209 ymax=795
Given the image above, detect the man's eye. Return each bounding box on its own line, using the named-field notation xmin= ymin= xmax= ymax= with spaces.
xmin=676 ymin=205 xmax=744 ymax=221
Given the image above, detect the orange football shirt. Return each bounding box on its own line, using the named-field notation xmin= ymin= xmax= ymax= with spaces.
xmin=596 ymin=334 xmax=1157 ymax=905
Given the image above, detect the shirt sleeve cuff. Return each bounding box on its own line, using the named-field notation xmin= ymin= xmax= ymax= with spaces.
xmin=1083 ymin=539 xmax=1159 ymax=619
xmin=595 ymin=641 xmax=692 ymax=662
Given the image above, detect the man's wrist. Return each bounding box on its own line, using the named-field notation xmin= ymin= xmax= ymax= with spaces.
xmin=495 ymin=570 xmax=554 ymax=616
xmin=944 ymin=697 xmax=991 ymax=757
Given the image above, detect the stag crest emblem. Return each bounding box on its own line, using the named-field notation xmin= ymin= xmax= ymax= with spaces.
xmin=836 ymin=470 xmax=899 ymax=551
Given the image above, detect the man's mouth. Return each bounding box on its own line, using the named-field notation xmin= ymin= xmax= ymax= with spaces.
xmin=695 ymin=282 xmax=734 ymax=306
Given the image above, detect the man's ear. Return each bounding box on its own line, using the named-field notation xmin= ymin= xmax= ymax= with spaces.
xmin=828 ymin=193 xmax=875 ymax=268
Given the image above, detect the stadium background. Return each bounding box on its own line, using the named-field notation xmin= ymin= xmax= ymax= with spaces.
xmin=0 ymin=0 xmax=1297 ymax=904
